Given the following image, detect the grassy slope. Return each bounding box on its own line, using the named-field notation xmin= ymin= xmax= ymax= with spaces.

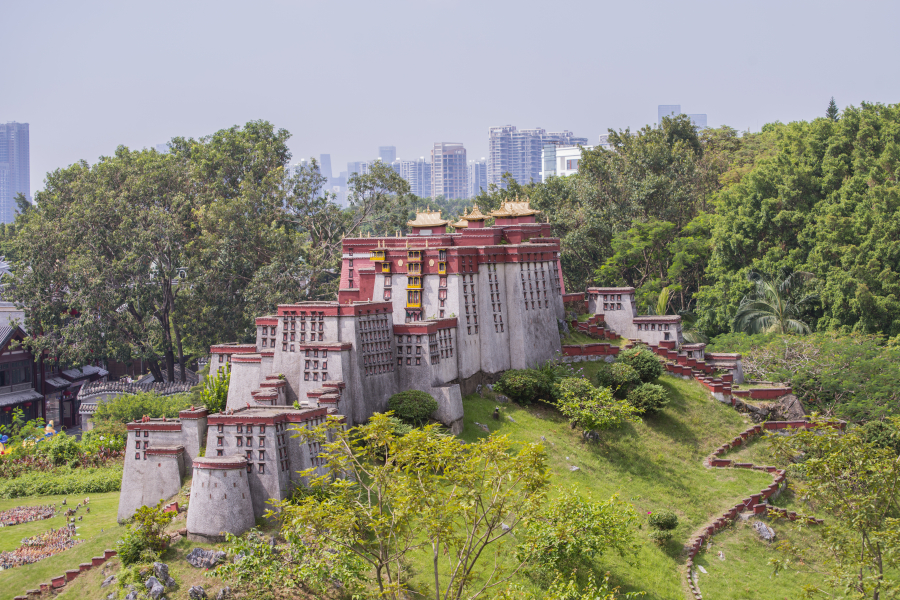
xmin=0 ymin=492 xmax=124 ymax=600
xmin=404 ymin=376 xmax=776 ymax=600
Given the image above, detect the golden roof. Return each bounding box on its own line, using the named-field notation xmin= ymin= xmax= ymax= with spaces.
xmin=451 ymin=218 xmax=468 ymax=228
xmin=461 ymin=205 xmax=488 ymax=221
xmin=407 ymin=210 xmax=448 ymax=228
xmin=489 ymin=199 xmax=540 ymax=218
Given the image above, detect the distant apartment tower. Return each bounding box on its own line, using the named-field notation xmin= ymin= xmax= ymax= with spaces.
xmin=468 ymin=158 xmax=487 ymax=198
xmin=431 ymin=143 xmax=467 ymax=200
xmin=399 ymin=158 xmax=432 ymax=198
xmin=319 ymin=154 xmax=333 ymax=179
xmin=657 ymin=105 xmax=707 ymax=129
xmin=378 ymin=146 xmax=396 ymax=164
xmin=0 ymin=122 xmax=30 ymax=224
xmin=488 ymin=126 xmax=587 ymax=188
xmin=541 ymin=145 xmax=592 ymax=182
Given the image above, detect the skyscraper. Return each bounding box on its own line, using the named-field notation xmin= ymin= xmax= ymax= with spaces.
xmin=658 ymin=105 xmax=681 ymax=125
xmin=658 ymin=105 xmax=708 ymax=129
xmin=431 ymin=143 xmax=467 ymax=200
xmin=488 ymin=126 xmax=587 ymax=188
xmin=0 ymin=122 xmax=30 ymax=224
xmin=399 ymin=158 xmax=432 ymax=199
xmin=319 ymin=154 xmax=333 ymax=179
xmin=378 ymin=146 xmax=396 ymax=164
xmin=468 ymin=158 xmax=487 ymax=198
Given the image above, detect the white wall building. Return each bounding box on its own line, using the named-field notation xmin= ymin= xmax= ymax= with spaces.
xmin=540 ymin=145 xmax=592 ymax=182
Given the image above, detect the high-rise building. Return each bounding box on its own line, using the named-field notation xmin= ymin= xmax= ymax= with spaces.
xmin=431 ymin=143 xmax=467 ymax=200
xmin=488 ymin=126 xmax=587 ymax=188
xmin=0 ymin=122 xmax=30 ymax=224
xmin=468 ymin=158 xmax=487 ymax=198
xmin=378 ymin=146 xmax=396 ymax=164
xmin=319 ymin=154 xmax=333 ymax=179
xmin=658 ymin=105 xmax=707 ymax=129
xmin=658 ymin=105 xmax=681 ymax=125
xmin=399 ymin=158 xmax=432 ymax=199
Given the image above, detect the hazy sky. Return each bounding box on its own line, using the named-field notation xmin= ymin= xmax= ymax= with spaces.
xmin=5 ymin=0 xmax=900 ymax=193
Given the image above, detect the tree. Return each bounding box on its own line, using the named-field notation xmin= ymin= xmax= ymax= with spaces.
xmin=555 ymin=378 xmax=641 ymax=436
xmin=733 ymin=269 xmax=818 ymax=334
xmin=199 ymin=363 xmax=230 ymax=414
xmin=768 ymin=418 xmax=900 ymax=599
xmin=278 ymin=414 xmax=632 ymax=600
xmin=826 ymin=97 xmax=840 ymax=121
xmin=9 ymin=147 xmax=198 ymax=381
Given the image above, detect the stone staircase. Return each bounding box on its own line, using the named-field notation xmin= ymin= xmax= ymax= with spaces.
xmin=249 ymin=373 xmax=288 ymax=407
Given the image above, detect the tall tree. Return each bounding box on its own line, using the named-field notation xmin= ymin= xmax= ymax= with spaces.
xmin=826 ymin=96 xmax=840 ymax=121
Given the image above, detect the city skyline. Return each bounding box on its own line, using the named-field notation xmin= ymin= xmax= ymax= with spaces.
xmin=0 ymin=122 xmax=30 ymax=224
xmin=4 ymin=0 xmax=899 ymax=197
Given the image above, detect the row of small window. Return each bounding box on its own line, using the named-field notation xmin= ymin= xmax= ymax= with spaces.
xmin=404 ymin=310 xmax=422 ymax=323
xmin=398 ymin=345 xmax=423 ymax=356
xmin=363 ymin=342 xmax=389 ymax=353
xmin=364 ymin=353 xmax=390 ymax=364
xmin=207 ymin=451 xmax=267 ymax=474
xmin=284 ymin=337 xmax=325 ymax=352
xmin=519 ymin=262 xmax=547 ymax=271
xmin=523 ymin=301 xmax=543 ymax=311
xmin=261 ymin=339 xmax=277 ymax=347
xmin=282 ymin=321 xmax=324 ymax=332
xmin=399 ymin=357 xmax=424 ymax=366
xmin=305 ymin=360 xmax=327 ymax=370
xmin=304 ymin=372 xmax=329 ymax=381
xmin=215 ymin=423 xmax=273 ymax=434
xmin=283 ymin=311 xmax=324 ymax=321
xmin=637 ymin=323 xmax=673 ymax=331
xmin=397 ymin=334 xmax=426 ymax=344
xmin=215 ymin=436 xmax=266 ymax=447
xmin=366 ymin=363 xmax=395 ymax=376
xmin=285 ymin=331 xmax=326 ymax=342
xmin=603 ymin=303 xmax=623 ymax=311
xmin=440 ymin=348 xmax=455 ymax=358
xmin=360 ymin=318 xmax=388 ymax=331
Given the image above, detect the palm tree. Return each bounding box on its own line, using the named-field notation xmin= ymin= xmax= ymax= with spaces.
xmin=733 ymin=269 xmax=819 ymax=334
xmin=650 ymin=286 xmax=708 ymax=343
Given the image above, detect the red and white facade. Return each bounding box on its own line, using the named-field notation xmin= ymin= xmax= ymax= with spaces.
xmin=212 ymin=201 xmax=568 ymax=431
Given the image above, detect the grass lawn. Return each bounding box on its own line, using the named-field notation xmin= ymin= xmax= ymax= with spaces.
xmin=403 ymin=376 xmax=779 ymax=600
xmin=560 ymin=330 xmax=596 ymax=345
xmin=0 ymin=491 xmax=125 ymax=600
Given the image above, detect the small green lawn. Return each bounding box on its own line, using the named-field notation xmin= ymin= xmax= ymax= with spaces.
xmin=0 ymin=491 xmax=124 ymax=600
xmin=561 ymin=330 xmax=596 ymax=345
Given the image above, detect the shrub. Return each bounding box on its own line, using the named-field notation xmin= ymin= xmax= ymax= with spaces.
xmin=595 ymin=362 xmax=641 ymax=398
xmin=93 ymin=391 xmax=193 ymax=424
xmin=647 ymin=509 xmax=678 ymax=546
xmin=387 ymin=390 xmax=438 ymax=426
xmin=648 ymin=509 xmax=679 ymax=531
xmin=81 ymin=421 xmax=127 ymax=453
xmin=200 ymin=363 xmax=230 ymax=414
xmin=0 ymin=466 xmax=122 ymax=498
xmin=859 ymin=419 xmax=900 ymax=455
xmin=626 ymin=383 xmax=669 ymax=415
xmin=34 ymin=433 xmax=81 ymax=466
xmin=618 ymin=348 xmax=664 ymax=383
xmin=118 ymin=500 xmax=175 ymax=566
xmin=555 ymin=378 xmax=641 ymax=435
xmin=494 ymin=369 xmax=551 ymax=405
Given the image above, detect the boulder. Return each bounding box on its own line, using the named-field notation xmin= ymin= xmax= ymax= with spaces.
xmin=216 ymin=587 xmax=233 ymax=600
xmin=495 ymin=394 xmax=510 ymax=404
xmin=772 ymin=394 xmax=806 ymax=421
xmin=186 ymin=547 xmax=227 ymax=569
xmin=153 ymin=562 xmax=176 ymax=588
xmin=189 ymin=586 xmax=208 ymax=599
xmin=145 ymin=576 xmax=166 ymax=599
xmin=753 ymin=520 xmax=776 ymax=542
xmin=100 ymin=575 xmax=116 ymax=588
xmin=475 ymin=385 xmax=482 ymax=396
xmin=125 ymin=592 xmax=139 ymax=600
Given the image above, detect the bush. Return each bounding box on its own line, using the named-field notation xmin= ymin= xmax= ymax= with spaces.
xmin=595 ymin=362 xmax=641 ymax=398
xmin=555 ymin=378 xmax=641 ymax=435
xmin=387 ymin=390 xmax=438 ymax=426
xmin=200 ymin=363 xmax=230 ymax=414
xmin=93 ymin=391 xmax=194 ymax=424
xmin=618 ymin=348 xmax=664 ymax=383
xmin=647 ymin=509 xmax=678 ymax=546
xmin=0 ymin=466 xmax=122 ymax=498
xmin=118 ymin=500 xmax=175 ymax=566
xmin=648 ymin=509 xmax=679 ymax=531
xmin=34 ymin=433 xmax=81 ymax=466
xmin=860 ymin=419 xmax=900 ymax=455
xmin=494 ymin=369 xmax=551 ymax=405
xmin=81 ymin=421 xmax=127 ymax=453
xmin=626 ymin=383 xmax=669 ymax=415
